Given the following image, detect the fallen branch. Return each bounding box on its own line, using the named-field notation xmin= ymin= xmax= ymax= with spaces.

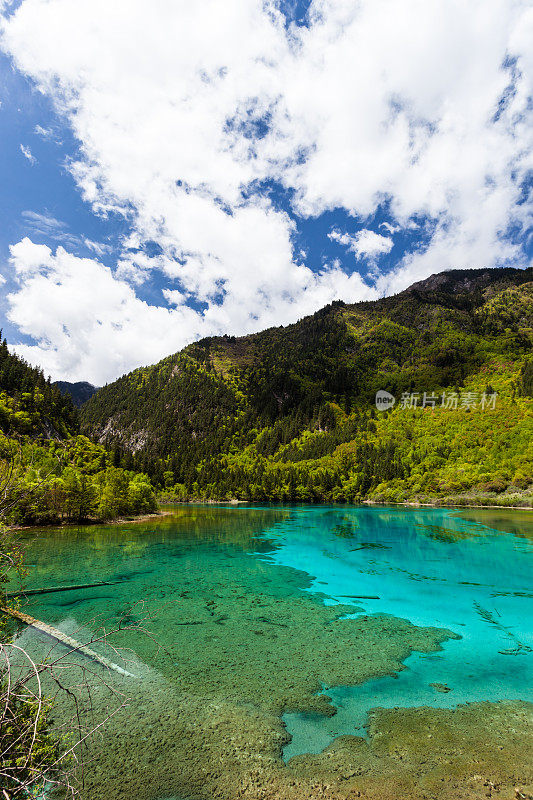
xmin=0 ymin=607 xmax=136 ymax=678
xmin=6 ymin=581 xmax=118 ymax=598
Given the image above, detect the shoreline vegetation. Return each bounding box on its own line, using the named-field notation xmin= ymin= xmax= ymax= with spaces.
xmin=1 ymin=444 xmax=159 ymax=527
xmin=10 ymin=509 xmax=172 ymax=531
xmin=159 ymin=494 xmax=533 ymax=509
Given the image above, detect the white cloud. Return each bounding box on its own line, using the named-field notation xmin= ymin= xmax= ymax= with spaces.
xmin=1 ymin=0 xmax=531 ymax=380
xmin=19 ymin=143 xmax=36 ymax=164
xmin=328 ymin=228 xmax=394 ymax=259
xmin=9 ymin=237 xmax=53 ymax=274
xmin=162 ymin=288 xmax=187 ymax=307
xmin=7 ymin=238 xmax=377 ymax=383
xmin=268 ymin=0 xmax=532 ymax=287
xmin=7 ymin=239 xmax=205 ymax=383
xmin=83 ymin=238 xmax=112 ymax=256
xmin=380 ymin=222 xmax=400 ymax=235
xmin=34 ymin=124 xmax=53 ymax=138
xmin=22 ymin=210 xmax=66 ymax=234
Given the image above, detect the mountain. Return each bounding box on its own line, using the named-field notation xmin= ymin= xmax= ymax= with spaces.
xmin=55 ymin=381 xmax=99 ymax=408
xmin=80 ymin=267 xmax=533 ymax=506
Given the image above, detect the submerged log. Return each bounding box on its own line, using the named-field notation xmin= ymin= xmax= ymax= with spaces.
xmin=0 ymin=606 xmax=136 ymax=678
xmin=6 ymin=581 xmax=118 ymax=598
xmin=340 ymin=594 xmax=380 ymax=600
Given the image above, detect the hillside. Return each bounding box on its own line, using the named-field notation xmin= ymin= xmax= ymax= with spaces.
xmin=55 ymin=381 xmax=99 ymax=408
xmin=81 ymin=267 xmax=533 ymax=506
xmin=0 ymin=338 xmax=156 ymax=524
xmin=0 ymin=332 xmax=78 ymax=438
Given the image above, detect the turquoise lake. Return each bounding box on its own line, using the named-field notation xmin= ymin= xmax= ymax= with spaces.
xmin=10 ymin=504 xmax=533 ymax=799
xmin=271 ymin=506 xmax=533 ymax=758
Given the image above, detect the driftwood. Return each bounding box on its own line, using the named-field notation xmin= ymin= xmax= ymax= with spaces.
xmin=340 ymin=595 xmax=380 ymax=600
xmin=6 ymin=581 xmax=118 ymax=598
xmin=0 ymin=606 xmax=136 ymax=678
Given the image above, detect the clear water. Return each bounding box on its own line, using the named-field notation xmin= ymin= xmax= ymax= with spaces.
xmin=9 ymin=504 xmax=533 ymax=797
xmin=268 ymin=507 xmax=533 ymax=759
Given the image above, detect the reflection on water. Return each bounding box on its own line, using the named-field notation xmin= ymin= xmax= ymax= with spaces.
xmin=454 ymin=507 xmax=533 ymax=540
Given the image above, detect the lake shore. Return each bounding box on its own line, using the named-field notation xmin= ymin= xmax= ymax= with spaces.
xmin=365 ymin=498 xmax=533 ymax=510
xmin=12 ymin=498 xmax=531 ymax=532
xmin=160 ymin=496 xmax=533 ymax=511
xmin=10 ymin=509 xmax=173 ymax=531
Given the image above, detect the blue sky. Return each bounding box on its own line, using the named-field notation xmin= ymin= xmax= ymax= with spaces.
xmin=0 ymin=50 xmax=127 ymax=342
xmin=0 ymin=0 xmax=531 ymax=383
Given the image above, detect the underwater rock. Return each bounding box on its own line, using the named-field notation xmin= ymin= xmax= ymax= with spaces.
xmin=430 ymin=681 xmax=452 ymax=693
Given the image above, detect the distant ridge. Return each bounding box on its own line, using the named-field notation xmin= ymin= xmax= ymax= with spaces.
xmin=55 ymin=380 xmax=99 ymax=408
xmin=404 ymin=267 xmax=533 ymax=296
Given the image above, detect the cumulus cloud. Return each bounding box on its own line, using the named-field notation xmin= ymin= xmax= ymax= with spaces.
xmin=1 ymin=0 xmax=531 ymax=380
xmin=328 ymin=228 xmax=394 ymax=260
xmin=8 ymin=238 xmax=376 ymax=383
xmin=7 ymin=239 xmax=204 ymax=382
xmin=162 ymin=288 xmax=187 ymax=307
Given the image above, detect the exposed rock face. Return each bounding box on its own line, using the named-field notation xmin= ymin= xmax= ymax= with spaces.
xmin=404 ymin=267 xmax=533 ymax=298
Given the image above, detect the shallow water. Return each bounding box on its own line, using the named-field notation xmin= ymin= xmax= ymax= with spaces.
xmin=9 ymin=504 xmax=533 ymax=798
xmin=269 ymin=507 xmax=533 ymax=758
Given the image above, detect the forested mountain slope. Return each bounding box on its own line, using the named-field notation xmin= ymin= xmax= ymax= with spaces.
xmin=0 ymin=338 xmax=156 ymax=524
xmin=0 ymin=333 xmax=77 ymax=438
xmin=81 ymin=267 xmax=533 ymax=506
xmin=55 ymin=381 xmax=99 ymax=408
